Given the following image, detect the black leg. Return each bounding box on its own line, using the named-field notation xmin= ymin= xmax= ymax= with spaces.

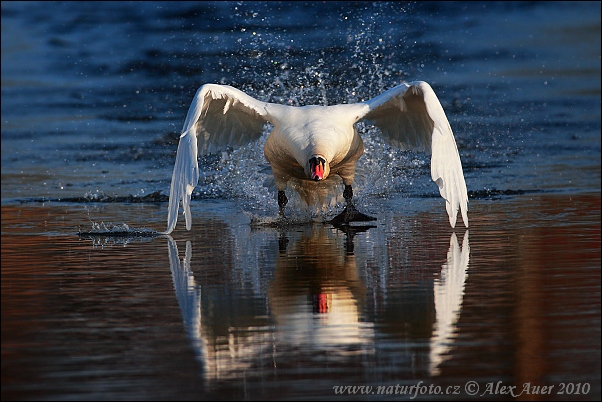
xmin=278 ymin=190 xmax=288 ymax=216
xmin=343 ymin=184 xmax=353 ymax=203
xmin=333 ymin=223 xmax=376 ymax=253
xmin=278 ymin=233 xmax=289 ymax=252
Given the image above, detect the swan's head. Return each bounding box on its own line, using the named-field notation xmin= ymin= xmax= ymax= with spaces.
xmin=307 ymin=155 xmax=329 ymax=181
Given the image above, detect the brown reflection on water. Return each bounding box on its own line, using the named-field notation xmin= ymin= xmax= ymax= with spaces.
xmin=1 ymin=205 xmax=204 ymax=400
xmin=1 ymin=194 xmax=600 ymax=400
xmin=445 ymin=194 xmax=601 ymax=401
xmin=512 ymin=194 xmax=601 ymax=401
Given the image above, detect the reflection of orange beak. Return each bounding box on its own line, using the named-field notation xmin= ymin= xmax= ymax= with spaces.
xmin=313 ymin=293 xmax=329 ymax=314
xmin=310 ymin=157 xmax=325 ymax=181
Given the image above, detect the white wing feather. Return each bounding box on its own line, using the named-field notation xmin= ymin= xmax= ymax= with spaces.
xmin=164 ymin=84 xmax=270 ymax=234
xmin=359 ymin=81 xmax=468 ymax=228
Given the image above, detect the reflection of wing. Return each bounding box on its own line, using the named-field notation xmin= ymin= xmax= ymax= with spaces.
xmin=166 ymin=237 xmax=204 ymax=359
xmin=357 ymin=81 xmax=468 ymax=228
xmin=166 ymin=234 xmax=273 ymax=383
xmin=164 ymin=84 xmax=271 ymax=234
xmin=430 ymin=231 xmax=470 ymax=376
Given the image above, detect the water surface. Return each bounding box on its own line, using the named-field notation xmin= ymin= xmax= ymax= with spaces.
xmin=1 ymin=1 xmax=600 ymax=400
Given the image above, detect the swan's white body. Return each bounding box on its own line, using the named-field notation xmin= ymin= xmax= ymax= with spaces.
xmin=164 ymin=82 xmax=468 ymax=234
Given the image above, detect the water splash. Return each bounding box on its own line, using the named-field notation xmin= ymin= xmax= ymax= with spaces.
xmin=77 ymin=222 xmax=160 ymax=238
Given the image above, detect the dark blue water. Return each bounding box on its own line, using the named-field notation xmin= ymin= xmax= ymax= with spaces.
xmin=3 ymin=1 xmax=599 ymax=203
xmin=2 ymin=2 xmax=600 ymax=400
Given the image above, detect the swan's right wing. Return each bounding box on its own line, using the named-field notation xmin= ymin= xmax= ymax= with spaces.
xmin=355 ymin=81 xmax=468 ymax=228
xmin=164 ymin=84 xmax=271 ymax=234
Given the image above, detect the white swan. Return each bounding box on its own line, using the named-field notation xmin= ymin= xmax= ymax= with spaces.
xmin=164 ymin=81 xmax=468 ymax=234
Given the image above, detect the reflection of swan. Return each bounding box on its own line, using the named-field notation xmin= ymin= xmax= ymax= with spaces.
xmin=166 ymin=224 xmax=374 ymax=384
xmin=166 ymin=220 xmax=470 ymax=385
xmin=268 ymin=225 xmax=374 ymax=352
xmin=164 ymin=82 xmax=468 ymax=233
xmin=429 ymin=231 xmax=470 ymax=376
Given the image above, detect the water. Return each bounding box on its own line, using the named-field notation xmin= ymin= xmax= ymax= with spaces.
xmin=2 ymin=1 xmax=600 ymax=400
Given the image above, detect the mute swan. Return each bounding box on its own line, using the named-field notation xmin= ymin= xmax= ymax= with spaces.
xmin=164 ymin=81 xmax=468 ymax=234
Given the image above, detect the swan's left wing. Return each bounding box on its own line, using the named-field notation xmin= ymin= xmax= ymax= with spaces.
xmin=164 ymin=84 xmax=271 ymax=234
xmin=355 ymin=81 xmax=468 ymax=228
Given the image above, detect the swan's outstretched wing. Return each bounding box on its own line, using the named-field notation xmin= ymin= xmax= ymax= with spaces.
xmin=356 ymin=81 xmax=468 ymax=228
xmin=165 ymin=84 xmax=270 ymax=234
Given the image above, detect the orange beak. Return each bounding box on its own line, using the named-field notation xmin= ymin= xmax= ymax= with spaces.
xmin=309 ymin=156 xmax=325 ymax=181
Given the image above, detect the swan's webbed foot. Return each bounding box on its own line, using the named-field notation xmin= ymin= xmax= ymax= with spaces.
xmin=330 ymin=203 xmax=377 ymax=225
xmin=329 ymin=185 xmax=376 ymax=225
